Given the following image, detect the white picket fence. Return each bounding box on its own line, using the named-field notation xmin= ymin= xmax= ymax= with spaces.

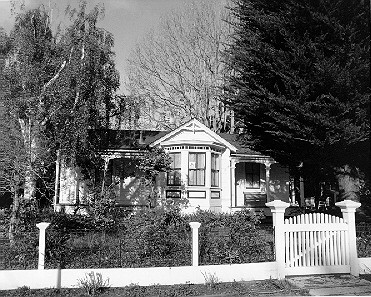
xmin=0 ymin=199 xmax=365 ymax=290
xmin=266 ymin=199 xmax=361 ymax=278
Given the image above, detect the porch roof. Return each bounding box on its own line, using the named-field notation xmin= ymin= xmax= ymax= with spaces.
xmin=93 ymin=129 xmax=167 ymax=150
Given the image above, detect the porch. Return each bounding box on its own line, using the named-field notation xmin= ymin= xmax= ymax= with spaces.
xmin=230 ymin=157 xmax=292 ymax=213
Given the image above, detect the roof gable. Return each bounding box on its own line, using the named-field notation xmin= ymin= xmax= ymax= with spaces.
xmin=150 ymin=119 xmax=238 ymax=151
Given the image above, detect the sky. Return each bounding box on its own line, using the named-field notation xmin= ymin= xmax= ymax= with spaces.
xmin=0 ymin=0 xmax=190 ymax=92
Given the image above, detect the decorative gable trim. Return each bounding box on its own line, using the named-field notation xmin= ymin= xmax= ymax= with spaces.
xmin=150 ymin=118 xmax=238 ymax=152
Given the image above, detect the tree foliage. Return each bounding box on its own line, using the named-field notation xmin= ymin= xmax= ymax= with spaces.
xmin=2 ymin=2 xmax=122 ymax=240
xmin=127 ymin=0 xmax=234 ymax=132
xmin=226 ymin=0 xmax=370 ymax=199
xmin=135 ymin=146 xmax=172 ymax=206
xmin=4 ymin=2 xmax=120 ymax=201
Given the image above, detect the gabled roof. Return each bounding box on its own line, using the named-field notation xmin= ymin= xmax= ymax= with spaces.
xmin=150 ymin=118 xmax=238 ymax=152
xmin=217 ymin=133 xmax=263 ymax=155
xmin=93 ymin=119 xmax=267 ymax=157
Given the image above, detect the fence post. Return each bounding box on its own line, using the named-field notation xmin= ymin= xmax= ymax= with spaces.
xmin=266 ymin=200 xmax=290 ymax=279
xmin=335 ymin=200 xmax=361 ymax=276
xmin=36 ymin=222 xmax=50 ymax=270
xmin=189 ymin=222 xmax=201 ymax=267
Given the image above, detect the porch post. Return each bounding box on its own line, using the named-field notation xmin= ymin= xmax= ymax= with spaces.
xmin=299 ymin=176 xmax=305 ymax=207
xmin=230 ymin=159 xmax=237 ymax=208
xmin=266 ymin=200 xmax=290 ymax=279
xmin=101 ymin=156 xmax=111 ymax=195
xmin=335 ymin=200 xmax=361 ymax=276
xmin=264 ymin=163 xmax=271 ymax=202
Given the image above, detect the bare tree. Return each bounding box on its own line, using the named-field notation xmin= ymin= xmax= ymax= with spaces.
xmin=126 ymin=0 xmax=234 ymax=132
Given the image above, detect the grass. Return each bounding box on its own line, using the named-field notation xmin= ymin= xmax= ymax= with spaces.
xmin=1 ymin=279 xmax=309 ymax=296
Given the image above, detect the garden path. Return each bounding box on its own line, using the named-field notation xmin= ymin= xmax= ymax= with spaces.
xmin=287 ymin=274 xmax=371 ymax=296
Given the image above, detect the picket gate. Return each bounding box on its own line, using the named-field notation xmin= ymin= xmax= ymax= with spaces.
xmin=266 ymin=200 xmax=360 ymax=278
xmin=284 ymin=213 xmax=350 ymax=275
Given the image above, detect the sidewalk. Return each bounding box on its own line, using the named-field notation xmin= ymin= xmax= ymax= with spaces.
xmin=287 ymin=274 xmax=371 ymax=296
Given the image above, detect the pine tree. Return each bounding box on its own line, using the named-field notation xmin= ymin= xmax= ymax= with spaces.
xmin=226 ymin=0 xmax=370 ymax=201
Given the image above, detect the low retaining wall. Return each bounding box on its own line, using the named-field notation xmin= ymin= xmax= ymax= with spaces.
xmin=2 ymin=259 xmax=371 ymax=291
xmin=0 ymin=262 xmax=278 ymax=290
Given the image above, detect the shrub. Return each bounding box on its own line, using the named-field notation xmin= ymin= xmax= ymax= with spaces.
xmin=189 ymin=209 xmax=273 ymax=264
xmin=78 ymin=271 xmax=110 ymax=296
xmin=120 ymin=208 xmax=191 ymax=267
xmin=2 ymin=203 xmax=274 ymax=269
xmin=201 ymin=271 xmax=220 ymax=288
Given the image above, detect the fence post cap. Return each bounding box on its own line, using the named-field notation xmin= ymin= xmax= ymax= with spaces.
xmin=265 ymin=200 xmax=290 ymax=211
xmin=335 ymin=200 xmax=361 ymax=212
xmin=36 ymin=222 xmax=51 ymax=230
xmin=189 ymin=222 xmax=201 ymax=229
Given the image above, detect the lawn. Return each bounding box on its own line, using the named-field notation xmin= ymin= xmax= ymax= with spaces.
xmin=2 ymin=279 xmax=309 ymax=296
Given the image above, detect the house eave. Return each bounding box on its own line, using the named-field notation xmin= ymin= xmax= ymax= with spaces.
xmin=159 ymin=140 xmax=227 ymax=150
xmin=98 ymin=148 xmax=146 ymax=158
xmin=150 ymin=119 xmax=238 ymax=152
xmin=231 ymin=153 xmax=276 ymax=163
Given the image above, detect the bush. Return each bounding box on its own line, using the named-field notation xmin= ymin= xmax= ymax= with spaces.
xmin=189 ymin=209 xmax=273 ymax=264
xmin=2 ymin=203 xmax=274 ymax=269
xmin=78 ymin=271 xmax=110 ymax=296
xmin=120 ymin=207 xmax=191 ymax=267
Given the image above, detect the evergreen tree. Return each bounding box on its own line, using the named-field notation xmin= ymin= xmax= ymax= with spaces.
xmin=226 ymin=0 xmax=370 ymax=201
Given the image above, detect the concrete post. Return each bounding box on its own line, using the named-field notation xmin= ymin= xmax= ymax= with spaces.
xmin=335 ymin=200 xmax=361 ymax=276
xmin=36 ymin=222 xmax=50 ymax=270
xmin=266 ymin=200 xmax=290 ymax=279
xmin=189 ymin=222 xmax=201 ymax=266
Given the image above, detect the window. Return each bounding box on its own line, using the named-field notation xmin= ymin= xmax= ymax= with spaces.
xmin=211 ymin=153 xmax=220 ymax=187
xmin=167 ymin=153 xmax=181 ymax=186
xmin=188 ymin=153 xmax=205 ymax=186
xmin=245 ymin=163 xmax=260 ymax=188
xmin=166 ymin=190 xmax=181 ymax=199
xmin=211 ymin=191 xmax=220 ymax=199
xmin=188 ymin=191 xmax=206 ymax=199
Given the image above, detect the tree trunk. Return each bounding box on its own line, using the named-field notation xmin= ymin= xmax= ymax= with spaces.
xmin=101 ymin=157 xmax=110 ymax=197
xmin=18 ymin=118 xmax=37 ymax=200
xmin=8 ymin=187 xmax=20 ymax=245
xmin=24 ymin=163 xmax=37 ymax=200
xmin=336 ymin=164 xmax=360 ymax=202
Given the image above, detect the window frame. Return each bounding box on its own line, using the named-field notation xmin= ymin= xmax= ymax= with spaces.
xmin=245 ymin=162 xmax=260 ymax=189
xmin=167 ymin=152 xmax=181 ymax=186
xmin=211 ymin=153 xmax=220 ymax=187
xmin=188 ymin=152 xmax=206 ymax=186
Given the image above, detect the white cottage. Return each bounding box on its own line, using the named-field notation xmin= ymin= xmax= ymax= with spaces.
xmin=54 ymin=119 xmax=295 ymax=214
